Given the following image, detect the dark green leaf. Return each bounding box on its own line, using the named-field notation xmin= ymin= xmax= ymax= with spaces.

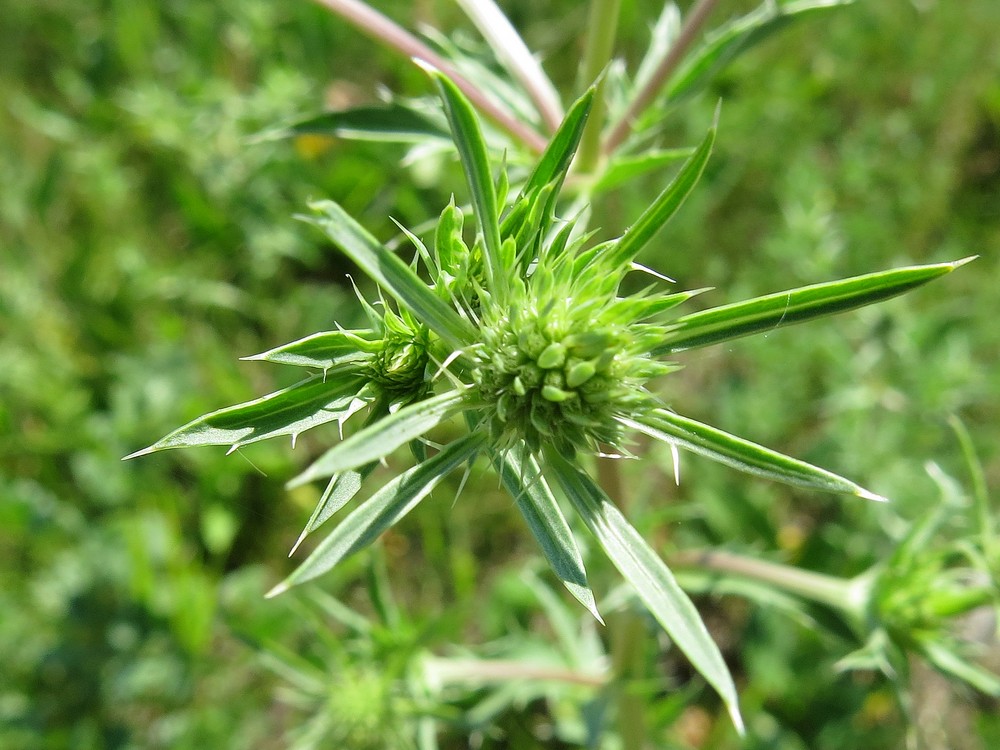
xmin=270 ymin=103 xmax=449 ymax=143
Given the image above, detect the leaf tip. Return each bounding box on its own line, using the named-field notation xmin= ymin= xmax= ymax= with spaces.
xmin=122 ymin=445 xmax=156 ymax=461
xmin=411 ymin=57 xmax=440 ymax=78
xmin=858 ymin=487 xmax=889 ymax=503
xmin=264 ymin=581 xmax=290 ymax=599
xmin=288 ymin=529 xmax=308 ymax=557
xmin=951 ymin=255 xmax=978 ymax=269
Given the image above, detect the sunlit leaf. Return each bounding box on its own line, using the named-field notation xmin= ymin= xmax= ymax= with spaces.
xmin=455 ymin=0 xmax=563 ymax=131
xmin=124 ymin=373 xmax=370 ymax=458
xmin=592 ymin=148 xmax=692 ymax=193
xmin=547 ymin=451 xmax=744 ymax=733
xmin=654 ymin=258 xmax=974 ymax=354
xmin=623 ymin=408 xmax=885 ymax=501
xmin=289 ymin=389 xmax=474 ymax=486
xmin=269 ymin=433 xmax=486 ymax=595
xmin=666 ymin=0 xmax=854 ymax=102
xmin=918 ymin=636 xmax=1000 ymax=697
xmin=606 ymin=121 xmax=715 ymax=268
xmin=303 ymin=200 xmax=476 ymax=350
xmin=494 ymin=442 xmax=601 ymax=622
xmin=425 ymin=68 xmax=504 ymax=293
xmin=508 ymin=87 xmax=595 ymax=212
xmin=242 ymin=329 xmax=380 ymax=370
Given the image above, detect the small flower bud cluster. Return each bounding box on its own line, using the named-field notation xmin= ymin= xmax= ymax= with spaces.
xmin=474 ymin=301 xmax=663 ymax=456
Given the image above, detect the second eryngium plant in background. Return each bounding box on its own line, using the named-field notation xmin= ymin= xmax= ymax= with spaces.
xmin=128 ymin=72 xmax=970 ymax=729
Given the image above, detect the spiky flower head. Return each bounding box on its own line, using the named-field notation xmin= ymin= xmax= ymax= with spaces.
xmin=127 ymin=70 xmax=968 ymax=733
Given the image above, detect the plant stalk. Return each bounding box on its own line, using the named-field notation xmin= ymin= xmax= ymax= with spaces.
xmin=670 ymin=548 xmax=868 ymax=619
xmin=575 ymin=0 xmax=623 ymax=174
xmin=455 ymin=0 xmax=564 ymax=132
xmin=312 ymin=0 xmax=547 ymax=152
xmin=603 ymin=0 xmax=721 ymax=155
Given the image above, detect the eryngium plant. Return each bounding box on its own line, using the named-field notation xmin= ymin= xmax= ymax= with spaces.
xmin=127 ymin=73 xmax=971 ymax=729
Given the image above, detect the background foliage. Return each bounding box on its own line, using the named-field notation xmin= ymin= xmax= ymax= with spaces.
xmin=1 ymin=0 xmax=997 ymax=748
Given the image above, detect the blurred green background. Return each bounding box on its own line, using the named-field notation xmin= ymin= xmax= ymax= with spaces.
xmin=1 ymin=1 xmax=997 ymax=748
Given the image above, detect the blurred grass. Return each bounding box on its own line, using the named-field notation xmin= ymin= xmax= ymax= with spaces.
xmin=1 ymin=0 xmax=997 ymax=748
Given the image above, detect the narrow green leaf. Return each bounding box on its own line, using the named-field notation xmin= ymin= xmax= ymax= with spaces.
xmin=918 ymin=637 xmax=1000 ymax=697
xmin=509 ymin=87 xmax=595 ymax=211
xmin=607 ymin=122 xmax=715 ymax=268
xmin=633 ymin=2 xmax=681 ymax=98
xmin=269 ymin=433 xmax=486 ymax=596
xmin=546 ymin=451 xmax=744 ymax=733
xmin=623 ymin=409 xmax=885 ymax=501
xmin=303 ymin=200 xmax=476 ymax=350
xmin=666 ymin=0 xmax=853 ymax=102
xmin=592 ymin=148 xmax=693 ymax=193
xmin=242 ymin=329 xmax=380 ymax=370
xmin=494 ymin=442 xmax=602 ymax=622
xmin=425 ymin=68 xmax=504 ymax=293
xmin=265 ymin=103 xmax=449 ymax=143
xmin=289 ymin=389 xmax=474 ymax=486
xmin=653 ymin=258 xmax=975 ymax=354
xmin=123 ymin=373 xmax=369 ymax=458
xmin=290 ymin=398 xmax=394 ymax=555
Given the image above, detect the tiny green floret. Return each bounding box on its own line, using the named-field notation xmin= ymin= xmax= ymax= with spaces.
xmin=470 ymin=222 xmax=677 ymax=457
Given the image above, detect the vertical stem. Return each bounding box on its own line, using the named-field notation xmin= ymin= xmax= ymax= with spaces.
xmin=596 ymin=455 xmax=649 ymax=748
xmin=603 ymin=0 xmax=721 ymax=155
xmin=575 ymin=0 xmax=623 ymax=174
xmin=610 ymin=609 xmax=648 ymax=750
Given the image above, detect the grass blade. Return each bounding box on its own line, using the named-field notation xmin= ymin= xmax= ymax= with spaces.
xmin=623 ymin=409 xmax=885 ymax=501
xmin=547 ymin=450 xmax=744 ymax=733
xmin=269 ymin=433 xmax=486 ymax=595
xmin=494 ymin=442 xmax=601 ymax=622
xmin=654 ymin=258 xmax=975 ymax=354
xmin=289 ymin=389 xmax=473 ymax=486
xmin=124 ymin=373 xmax=369 ymax=458
xmin=303 ymin=200 xmax=476 ymax=350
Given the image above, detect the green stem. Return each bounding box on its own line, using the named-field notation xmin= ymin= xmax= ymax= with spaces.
xmin=312 ymin=0 xmax=547 ymax=152
xmin=670 ymin=549 xmax=869 ymax=620
xmin=575 ymin=0 xmax=622 ymax=174
xmin=603 ymin=0 xmax=721 ymax=155
xmin=610 ymin=609 xmax=648 ymax=750
xmin=596 ymin=456 xmax=648 ymax=749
